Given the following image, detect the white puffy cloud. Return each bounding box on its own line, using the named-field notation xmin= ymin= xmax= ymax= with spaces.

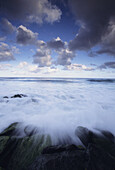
xmin=16 ymin=25 xmax=38 ymax=45
xmin=65 ymin=63 xmax=94 ymax=71
xmin=47 ymin=37 xmax=65 ymax=50
xmin=36 ymin=40 xmax=46 ymax=48
xmin=18 ymin=62 xmax=28 ymax=68
xmin=33 ymin=48 xmax=52 ymax=67
xmin=56 ymin=48 xmax=75 ymax=66
xmin=0 ymin=42 xmax=15 ymax=62
xmin=0 ymin=63 xmax=12 ymax=70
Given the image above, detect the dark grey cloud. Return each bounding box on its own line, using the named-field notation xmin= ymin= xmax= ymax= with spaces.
xmin=47 ymin=37 xmax=65 ymax=50
xmin=97 ymin=21 xmax=115 ymax=56
xmin=16 ymin=25 xmax=38 ymax=45
xmin=68 ymin=0 xmax=115 ymax=52
xmin=0 ymin=0 xmax=62 ymax=24
xmin=99 ymin=62 xmax=115 ymax=69
xmin=97 ymin=48 xmax=115 ymax=56
xmin=0 ymin=18 xmax=15 ymax=35
xmin=0 ymin=42 xmax=15 ymax=62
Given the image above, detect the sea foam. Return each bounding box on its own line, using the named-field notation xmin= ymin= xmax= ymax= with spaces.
xmin=0 ymin=78 xmax=115 ymax=144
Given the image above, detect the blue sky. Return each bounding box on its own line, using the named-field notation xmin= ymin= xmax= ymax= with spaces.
xmin=0 ymin=0 xmax=115 ymax=77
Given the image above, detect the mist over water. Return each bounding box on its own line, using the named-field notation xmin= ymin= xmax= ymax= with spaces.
xmin=0 ymin=77 xmax=115 ymax=144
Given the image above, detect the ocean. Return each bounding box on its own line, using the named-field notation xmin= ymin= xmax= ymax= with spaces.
xmin=0 ymin=77 xmax=115 ymax=144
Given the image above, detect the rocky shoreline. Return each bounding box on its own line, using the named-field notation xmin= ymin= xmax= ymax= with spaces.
xmin=0 ymin=122 xmax=115 ymax=170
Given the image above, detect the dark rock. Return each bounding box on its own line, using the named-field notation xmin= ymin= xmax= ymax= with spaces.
xmin=75 ymin=126 xmax=115 ymax=158
xmin=29 ymin=142 xmax=115 ymax=170
xmin=75 ymin=126 xmax=93 ymax=147
xmin=7 ymin=135 xmax=51 ymax=170
xmin=24 ymin=125 xmax=39 ymax=136
xmin=11 ymin=94 xmax=27 ymax=98
xmin=0 ymin=122 xmax=19 ymax=136
xmin=0 ymin=122 xmax=52 ymax=170
xmin=42 ymin=144 xmax=79 ymax=155
xmin=28 ymin=146 xmax=88 ymax=170
xmin=87 ymin=143 xmax=115 ymax=170
xmin=0 ymin=136 xmax=10 ymax=154
xmin=101 ymin=130 xmax=115 ymax=143
xmin=0 ymin=124 xmax=115 ymax=170
xmin=3 ymin=96 xmax=9 ymax=99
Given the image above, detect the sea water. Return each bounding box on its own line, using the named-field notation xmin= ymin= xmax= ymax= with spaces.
xmin=0 ymin=77 xmax=115 ymax=143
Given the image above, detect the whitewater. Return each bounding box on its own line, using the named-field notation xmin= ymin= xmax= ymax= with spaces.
xmin=0 ymin=77 xmax=115 ymax=144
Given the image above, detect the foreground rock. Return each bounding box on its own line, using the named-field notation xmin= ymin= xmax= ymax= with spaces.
xmin=0 ymin=123 xmax=115 ymax=170
xmin=3 ymin=94 xmax=27 ymax=99
xmin=0 ymin=123 xmax=51 ymax=170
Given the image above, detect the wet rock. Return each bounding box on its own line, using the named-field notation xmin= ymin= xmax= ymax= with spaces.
xmin=0 ymin=136 xmax=10 ymax=154
xmin=29 ymin=141 xmax=115 ymax=170
xmin=0 ymin=124 xmax=115 ymax=170
xmin=0 ymin=122 xmax=19 ymax=136
xmin=75 ymin=126 xmax=93 ymax=147
xmin=11 ymin=94 xmax=27 ymax=98
xmin=75 ymin=126 xmax=115 ymax=158
xmin=86 ymin=143 xmax=115 ymax=170
xmin=24 ymin=125 xmax=39 ymax=136
xmin=29 ymin=145 xmax=88 ymax=170
xmin=3 ymin=96 xmax=9 ymax=99
xmin=42 ymin=144 xmax=84 ymax=155
xmin=0 ymin=123 xmax=52 ymax=170
xmin=101 ymin=130 xmax=115 ymax=143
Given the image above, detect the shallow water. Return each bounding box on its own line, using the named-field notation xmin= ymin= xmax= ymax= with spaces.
xmin=0 ymin=77 xmax=115 ymax=144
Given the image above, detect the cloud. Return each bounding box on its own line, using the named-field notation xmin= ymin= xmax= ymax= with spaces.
xmin=43 ymin=67 xmax=59 ymax=74
xmin=0 ymin=0 xmax=62 ymax=24
xmin=33 ymin=48 xmax=52 ymax=67
xmin=16 ymin=25 xmax=38 ymax=45
xmin=0 ymin=18 xmax=16 ymax=34
xmin=99 ymin=62 xmax=115 ymax=69
xmin=35 ymin=38 xmax=75 ymax=67
xmin=56 ymin=48 xmax=75 ymax=66
xmin=18 ymin=62 xmax=28 ymax=68
xmin=47 ymin=37 xmax=65 ymax=50
xmin=11 ymin=46 xmax=20 ymax=54
xmin=28 ymin=65 xmax=40 ymax=73
xmin=0 ymin=37 xmax=6 ymax=42
xmin=65 ymin=63 xmax=94 ymax=71
xmin=0 ymin=63 xmax=12 ymax=70
xmin=97 ymin=21 xmax=115 ymax=56
xmin=0 ymin=42 xmax=15 ymax=62
xmin=68 ymin=0 xmax=115 ymax=51
xmin=36 ymin=40 xmax=46 ymax=48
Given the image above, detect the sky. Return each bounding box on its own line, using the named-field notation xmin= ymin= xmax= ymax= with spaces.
xmin=0 ymin=0 xmax=115 ymax=78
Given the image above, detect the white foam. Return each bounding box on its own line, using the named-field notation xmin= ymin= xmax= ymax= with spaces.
xmin=0 ymin=78 xmax=115 ymax=144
